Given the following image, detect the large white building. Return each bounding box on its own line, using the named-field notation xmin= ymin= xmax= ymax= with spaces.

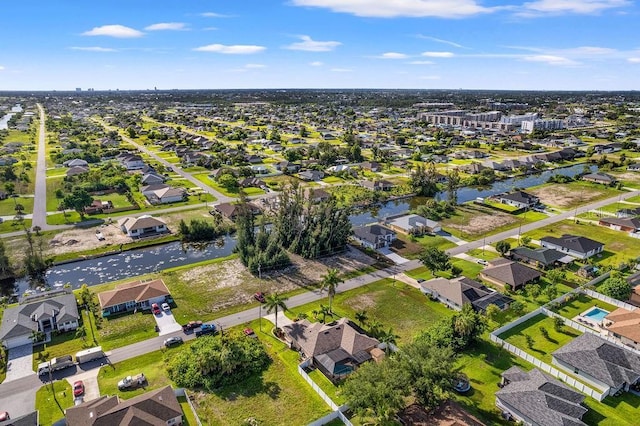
xmin=521 ymin=119 xmax=566 ymax=134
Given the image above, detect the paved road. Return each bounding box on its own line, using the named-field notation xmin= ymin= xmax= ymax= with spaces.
xmin=31 ymin=104 xmax=49 ymax=231
xmin=1 ymin=190 xmax=637 ymax=417
xmin=98 ymin=122 xmax=233 ymax=204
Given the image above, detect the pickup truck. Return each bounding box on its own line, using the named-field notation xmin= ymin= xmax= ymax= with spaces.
xmin=117 ymin=373 xmax=146 ymax=390
xmin=195 ymin=323 xmax=217 ymax=337
xmin=38 ymin=355 xmax=74 ymax=375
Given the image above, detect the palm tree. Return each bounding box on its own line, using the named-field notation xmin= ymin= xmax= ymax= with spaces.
xmin=319 ymin=304 xmax=333 ymax=323
xmin=265 ymin=292 xmax=289 ymax=332
xmin=355 ymin=310 xmax=368 ymax=326
xmin=367 ymin=320 xmax=383 ymax=339
xmin=320 ymin=268 xmax=343 ymax=312
xmin=454 ymin=304 xmax=477 ymax=339
xmin=378 ymin=327 xmax=399 ymax=354
xmin=30 ymin=329 xmax=45 ymax=343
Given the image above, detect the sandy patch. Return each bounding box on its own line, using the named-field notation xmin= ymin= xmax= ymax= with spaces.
xmin=530 ymin=185 xmax=606 ymax=209
xmin=46 ymin=223 xmax=132 ymax=256
xmin=348 ymin=293 xmax=379 ymax=311
xmin=447 ymin=213 xmax=516 ymax=236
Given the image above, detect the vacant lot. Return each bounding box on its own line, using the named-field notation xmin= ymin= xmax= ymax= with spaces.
xmin=529 ymin=181 xmax=622 ymax=209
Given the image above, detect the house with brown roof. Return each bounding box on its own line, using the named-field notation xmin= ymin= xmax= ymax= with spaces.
xmin=420 ymin=276 xmax=513 ymax=312
xmin=98 ymin=279 xmax=170 ymax=316
xmin=282 ymin=318 xmax=383 ymax=381
xmin=214 ymin=202 xmax=261 ymax=221
xmin=478 ymin=259 xmax=541 ymax=290
xmin=603 ymin=307 xmax=640 ymax=350
xmin=118 ymin=215 xmax=168 ymax=238
xmin=65 ymin=386 xmax=183 ymax=426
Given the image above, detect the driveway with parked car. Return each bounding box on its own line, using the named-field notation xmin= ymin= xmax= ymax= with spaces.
xmin=153 ymin=308 xmax=182 ymax=336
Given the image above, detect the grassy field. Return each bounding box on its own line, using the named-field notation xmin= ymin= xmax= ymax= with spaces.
xmin=178 ymin=395 xmax=200 ymax=426
xmin=285 ymin=279 xmax=454 ymax=343
xmin=404 ymin=258 xmax=484 ymax=281
xmin=524 ymin=219 xmax=640 ymax=267
xmin=0 ymin=196 xmax=34 ymax=216
xmin=98 ymin=310 xmax=158 ymax=351
xmin=35 ymin=380 xmax=74 ymax=425
xmin=98 ymin=349 xmax=173 ymax=398
xmin=498 ymin=314 xmax=582 ymax=364
xmin=551 ymin=293 xmax=618 ymax=320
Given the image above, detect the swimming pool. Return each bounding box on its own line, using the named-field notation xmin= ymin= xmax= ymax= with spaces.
xmin=584 ymin=307 xmax=609 ymax=322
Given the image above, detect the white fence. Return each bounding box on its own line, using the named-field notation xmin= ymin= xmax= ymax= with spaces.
xmin=489 ymin=334 xmax=608 ymax=401
xmin=299 ymin=365 xmax=354 ymax=426
xmin=307 ymin=406 xmax=353 ymax=426
xmin=298 ymin=365 xmax=340 ymax=411
xmin=174 ymin=388 xmax=203 ymax=426
xmin=492 ymin=308 xmax=545 ymax=337
xmin=583 ymin=288 xmax=639 ymax=311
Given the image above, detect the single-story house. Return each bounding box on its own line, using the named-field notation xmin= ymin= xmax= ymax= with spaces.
xmin=582 ymin=172 xmax=616 ymax=185
xmin=66 ymin=166 xmax=89 ymax=177
xmin=353 ymin=224 xmax=397 ymax=249
xmin=628 ymin=163 xmax=640 ymax=172
xmin=118 ymin=215 xmax=168 ymax=238
xmin=118 ymin=154 xmax=145 ymax=170
xmin=540 ymin=234 xmax=604 ymax=259
xmin=361 ymin=180 xmax=393 ymax=191
xmin=496 ymin=367 xmax=587 ymax=426
xmin=142 ymin=185 xmax=186 ymax=204
xmin=239 ymin=177 xmax=266 ymax=189
xmin=0 ymin=290 xmax=79 ymax=349
xmin=63 ymin=158 xmax=89 ymax=168
xmin=282 ymin=318 xmax=383 ymax=381
xmin=496 ymin=191 xmax=540 ymax=209
xmin=360 ymin=161 xmax=382 ymax=172
xmin=552 ymin=332 xmax=640 ymax=398
xmin=630 ymin=285 xmax=640 ymax=308
xmin=84 ymin=199 xmax=113 ymax=215
xmin=98 ymin=279 xmax=170 ymax=316
xmin=599 ymin=217 xmax=640 ymax=233
xmin=510 ymin=246 xmax=572 ymax=269
xmin=478 ymin=259 xmax=542 ymax=290
xmin=420 ymin=276 xmax=513 ymax=312
xmin=386 ymin=214 xmax=441 ymax=236
xmin=298 ymin=170 xmax=324 ymax=181
xmin=65 ymin=386 xmax=183 ymax=426
xmin=304 ymin=188 xmax=331 ymax=203
xmin=603 ymin=308 xmax=640 ymax=350
xmin=140 ymin=172 xmax=166 ymax=186
xmin=214 ymin=202 xmax=261 ymax=221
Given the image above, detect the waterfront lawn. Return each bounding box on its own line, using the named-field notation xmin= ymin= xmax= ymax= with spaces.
xmin=498 ymin=314 xmax=582 ymax=364
xmin=551 ymin=293 xmax=618 ymax=320
xmin=524 ymin=219 xmax=640 ymax=267
xmin=286 ymin=279 xmax=454 ymax=343
xmin=35 ymin=380 xmax=74 ymax=425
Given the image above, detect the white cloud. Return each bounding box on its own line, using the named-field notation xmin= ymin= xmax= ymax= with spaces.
xmin=200 ymin=12 xmax=231 ymax=18
xmin=408 ymin=60 xmax=434 ymax=65
xmin=245 ymin=63 xmax=266 ymax=69
xmin=331 ymin=68 xmax=352 ymax=72
xmin=193 ymin=44 xmax=266 ymax=54
xmin=523 ymin=54 xmax=578 ymax=66
xmin=520 ymin=0 xmax=630 ymax=15
xmin=420 ymin=75 xmax=441 ymax=80
xmin=422 ymin=51 xmax=455 ymax=57
xmin=82 ymin=24 xmax=144 ymax=38
xmin=0 ymin=66 xmax=4 ymax=71
xmin=310 ymin=61 xmax=324 ymax=66
xmin=291 ymin=0 xmax=495 ymax=18
xmin=376 ymin=52 xmax=408 ymax=59
xmin=286 ymin=35 xmax=341 ymax=52
xmin=202 ymin=27 xmax=218 ymax=31
xmin=628 ymin=58 xmax=640 ymax=63
xmin=416 ymin=35 xmax=465 ymax=48
xmin=569 ymin=46 xmax=616 ymax=55
xmin=144 ymin=22 xmax=187 ymax=31
xmin=70 ymin=46 xmax=117 ymax=52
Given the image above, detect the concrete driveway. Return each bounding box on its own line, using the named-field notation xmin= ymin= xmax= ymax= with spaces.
xmin=154 ymin=310 xmax=182 ymax=336
xmin=377 ymin=247 xmax=410 ymax=264
xmin=5 ymin=344 xmax=35 ymax=382
xmin=66 ymin=368 xmax=101 ymax=403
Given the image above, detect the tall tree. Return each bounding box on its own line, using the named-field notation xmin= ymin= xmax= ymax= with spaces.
xmin=419 ymin=247 xmax=451 ymax=277
xmin=445 ymin=168 xmax=461 ymax=205
xmin=355 ymin=310 xmax=368 ymax=326
xmin=495 ymin=240 xmax=511 ymax=257
xmin=265 ymin=292 xmax=289 ymax=331
xmin=320 ymin=268 xmax=342 ymax=312
xmin=410 ymin=162 xmax=440 ymax=197
xmin=62 ymin=188 xmax=93 ymax=219
xmin=600 ymin=274 xmax=632 ymax=301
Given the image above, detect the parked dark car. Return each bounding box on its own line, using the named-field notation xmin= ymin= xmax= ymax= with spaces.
xmin=182 ymin=320 xmax=203 ymax=333
xmin=254 ymin=292 xmax=266 ymax=303
xmin=163 ymin=336 xmax=183 ymax=347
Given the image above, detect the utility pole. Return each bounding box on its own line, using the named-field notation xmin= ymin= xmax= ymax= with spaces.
xmin=258 ymin=263 xmax=261 ymax=280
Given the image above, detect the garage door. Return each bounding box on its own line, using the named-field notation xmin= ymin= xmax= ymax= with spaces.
xmin=6 ymin=335 xmax=33 ymax=349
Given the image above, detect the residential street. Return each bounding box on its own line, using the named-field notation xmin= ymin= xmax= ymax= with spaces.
xmin=31 ymin=104 xmax=53 ymax=231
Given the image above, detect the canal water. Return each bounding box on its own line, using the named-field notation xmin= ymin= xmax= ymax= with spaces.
xmin=14 ymin=163 xmax=595 ymax=293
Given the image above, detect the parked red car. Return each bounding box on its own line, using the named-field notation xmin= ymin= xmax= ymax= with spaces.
xmin=254 ymin=292 xmax=266 ymax=303
xmin=151 ymin=303 xmax=161 ymax=315
xmin=73 ymin=381 xmax=85 ymax=397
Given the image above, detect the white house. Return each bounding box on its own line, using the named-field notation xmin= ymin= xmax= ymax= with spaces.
xmin=118 ymin=215 xmax=168 ymax=238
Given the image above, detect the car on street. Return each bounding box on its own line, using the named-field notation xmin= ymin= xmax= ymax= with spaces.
xmin=0 ymin=412 xmax=9 ymax=421
xmin=163 ymin=336 xmax=183 ymax=347
xmin=73 ymin=381 xmax=85 ymax=397
xmin=195 ymin=323 xmax=217 ymax=337
xmin=182 ymin=320 xmax=203 ymax=333
xmin=161 ymin=302 xmax=171 ymax=312
xmin=243 ymin=327 xmax=256 ymax=337
xmin=476 ymin=259 xmax=488 ymax=265
xmin=151 ymin=303 xmax=161 ymax=315
xmin=254 ymin=292 xmax=266 ymax=303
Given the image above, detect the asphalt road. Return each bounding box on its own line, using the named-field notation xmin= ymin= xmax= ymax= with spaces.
xmin=31 ymin=104 xmax=49 ymax=231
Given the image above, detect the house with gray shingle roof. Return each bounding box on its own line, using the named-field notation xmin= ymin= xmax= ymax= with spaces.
xmin=420 ymin=276 xmax=513 ymax=312
xmin=353 ymin=224 xmax=396 ymax=250
xmin=552 ymin=333 xmax=640 ymax=397
xmin=510 ymin=246 xmax=572 ymax=269
xmin=479 ymin=260 xmax=541 ymax=290
xmin=540 ymin=234 xmax=604 ymax=260
xmin=0 ymin=290 xmax=79 ymax=349
xmin=282 ymin=318 xmax=382 ymax=381
xmin=496 ymin=367 xmax=587 ymax=426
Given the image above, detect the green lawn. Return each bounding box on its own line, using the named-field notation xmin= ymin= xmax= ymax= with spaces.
xmin=0 ymin=218 xmax=31 ymax=234
xmin=551 ymin=293 xmax=618 ymax=320
xmin=498 ymin=314 xmax=582 ymax=363
xmin=524 ymin=219 xmax=640 ymax=267
xmin=0 ymin=196 xmax=34 ymax=216
xmin=178 ymin=396 xmax=200 ymax=426
xmin=404 ymin=258 xmax=484 ymax=281
xmin=98 ymin=349 xmax=172 ymax=398
xmin=35 ymin=380 xmax=75 ymax=425
xmin=97 ymin=311 xmax=157 ymax=351
xmin=308 ymin=368 xmax=345 ymax=405
xmin=286 ymin=279 xmax=454 ymax=343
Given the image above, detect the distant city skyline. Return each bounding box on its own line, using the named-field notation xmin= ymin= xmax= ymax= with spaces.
xmin=1 ymin=0 xmax=639 ymax=91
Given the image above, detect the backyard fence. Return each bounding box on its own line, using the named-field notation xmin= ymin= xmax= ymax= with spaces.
xmin=298 ymin=365 xmax=340 ymax=411
xmin=174 ymin=388 xmax=203 ymax=426
xmin=299 ymin=365 xmax=355 ymax=426
xmin=307 ymin=406 xmax=353 ymax=426
xmin=489 ymin=334 xmax=608 ymax=401
xmin=492 ymin=308 xmax=545 ymax=337
xmin=583 ymin=288 xmax=638 ymax=311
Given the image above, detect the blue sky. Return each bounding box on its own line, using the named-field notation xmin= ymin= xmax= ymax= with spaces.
xmin=0 ymin=0 xmax=638 ymax=90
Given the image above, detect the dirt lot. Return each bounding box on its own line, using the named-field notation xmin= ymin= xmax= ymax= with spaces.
xmin=444 ymin=208 xmax=517 ymax=237
xmin=46 ymin=223 xmax=131 ymax=256
xmin=529 ymin=185 xmax=610 ymax=209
